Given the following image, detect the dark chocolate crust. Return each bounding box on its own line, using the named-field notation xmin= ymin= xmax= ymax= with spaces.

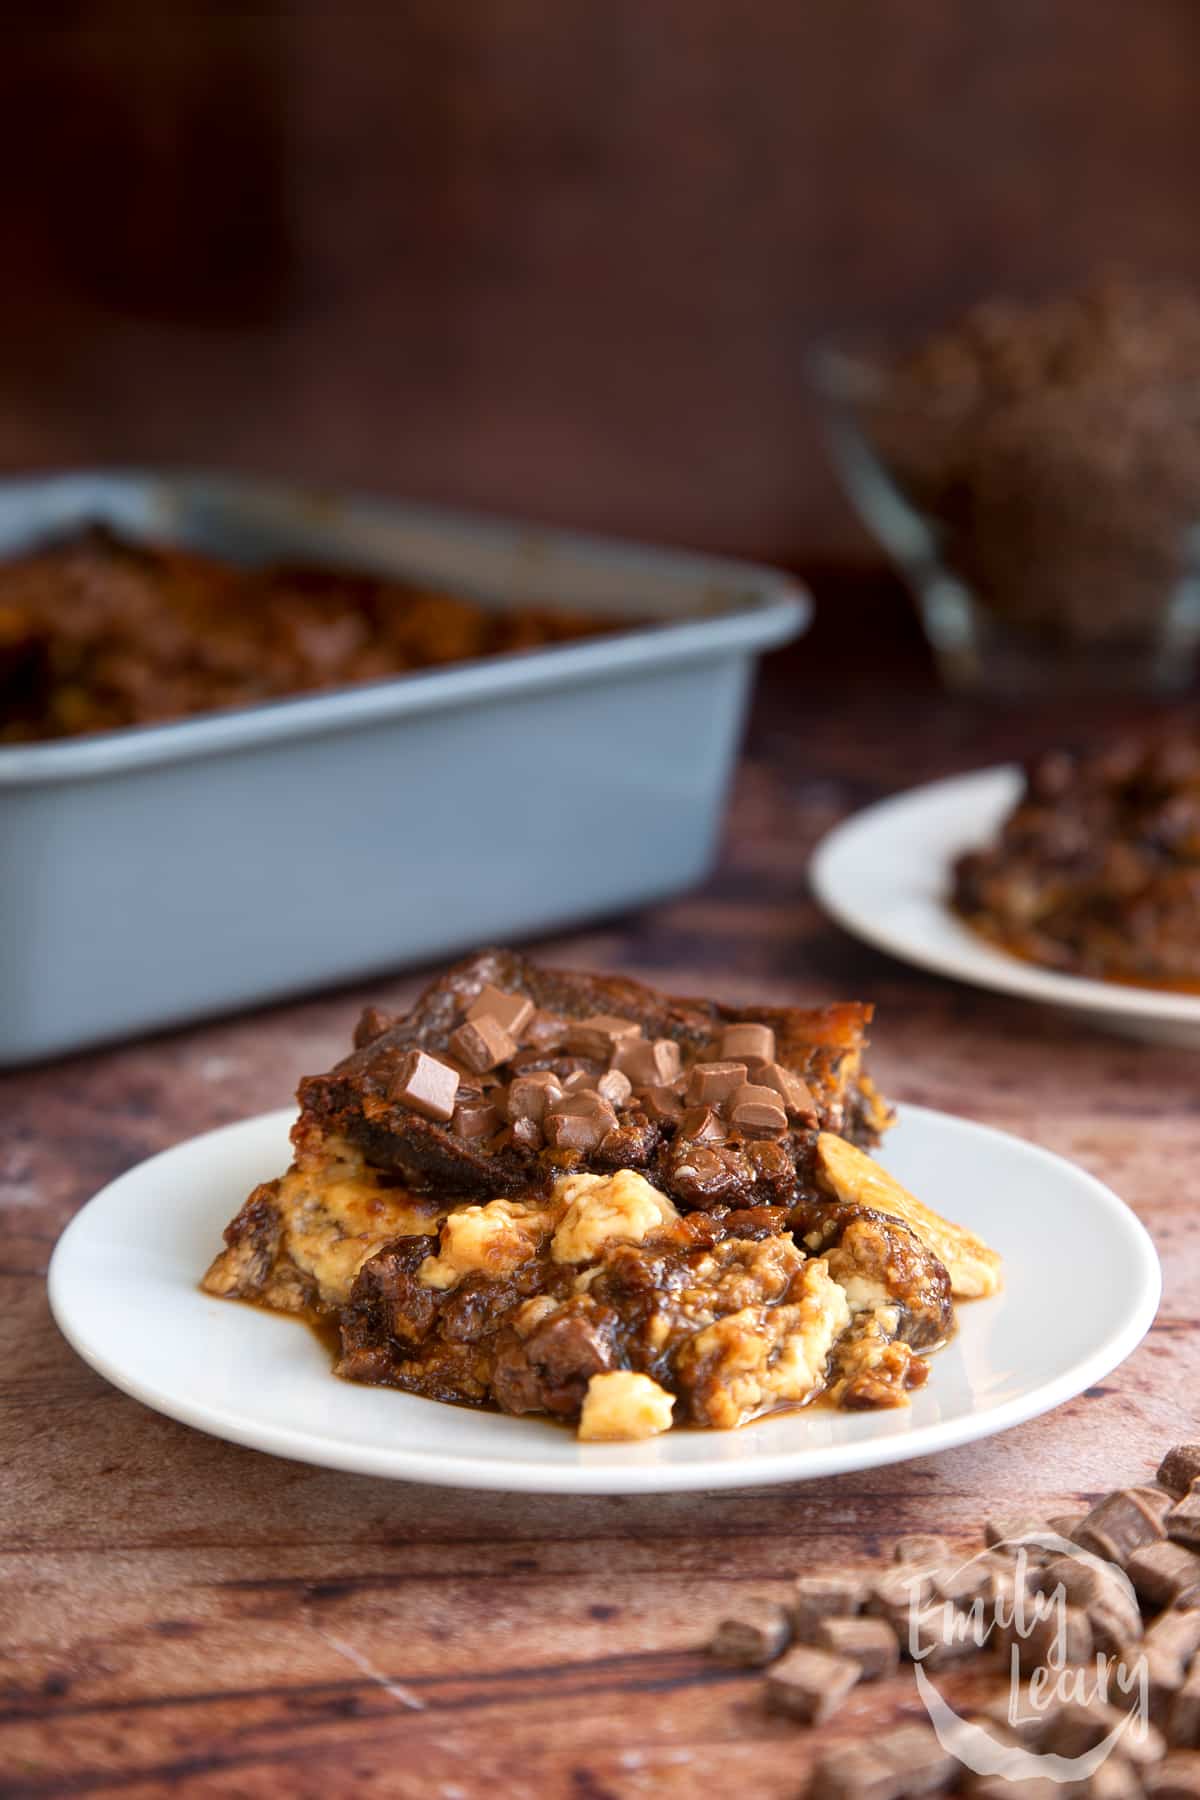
xmin=296 ymin=948 xmax=888 ymax=1207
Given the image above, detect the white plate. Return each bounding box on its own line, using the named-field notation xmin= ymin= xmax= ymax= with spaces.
xmin=48 ymin=1104 xmax=1159 ymax=1493
xmin=811 ymin=766 xmax=1200 ymax=1048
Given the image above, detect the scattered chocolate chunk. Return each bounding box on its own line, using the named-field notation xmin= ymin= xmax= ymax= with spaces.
xmin=813 ymin=1615 xmax=900 ymax=1680
xmin=450 ymin=1014 xmax=518 ymax=1075
xmin=894 ymin=1534 xmax=951 ymax=1567
xmin=756 ymin=1061 xmax=819 ymax=1121
xmin=707 ymin=1599 xmax=792 ymax=1667
xmin=790 ymin=1571 xmax=868 ymax=1636
xmin=1047 ymin=1512 xmax=1087 ymax=1540
xmin=507 ymin=1070 xmax=563 ymax=1123
xmin=809 ymin=1743 xmax=903 ymax=1800
xmin=961 ymin=1775 xmax=1056 ymax=1798
xmin=617 ymin=1036 xmax=682 ymax=1086
xmin=1038 ymin=1551 xmax=1135 ymax=1611
xmin=976 ymin=1690 xmax=1047 ymax=1748
xmin=451 ymin=1098 xmax=501 ymax=1140
xmin=1133 ymin=1486 xmax=1179 ymax=1523
xmin=765 ymin=1643 xmax=860 ymax=1724
xmin=640 ymin=1085 xmax=685 ymax=1125
xmin=1016 ymin=1605 xmax=1094 ymax=1675
xmin=1089 ymin=1757 xmax=1146 ymax=1797
xmin=678 ymin=1105 xmax=726 ymax=1143
xmin=729 ymin=1082 xmax=789 ymax=1136
xmin=466 ymin=983 xmax=535 ymax=1038
xmin=1075 ymin=1490 xmax=1168 ymax=1563
xmin=1034 ymin=1554 xmax=1144 ymax=1654
xmin=1089 ymin=1592 xmax=1146 ymax=1657
xmin=564 ymin=1014 xmax=641 ymax=1060
xmin=1169 ymin=1661 xmax=1200 ymax=1750
xmin=1146 ymin=1752 xmax=1200 ymax=1798
xmin=1128 ymin=1542 xmax=1200 ymax=1611
xmin=1147 ymin=1609 xmax=1200 ymax=1669
xmin=932 ymin=1558 xmax=993 ymax=1608
xmin=1146 ymin=1646 xmax=1191 ymax=1726
xmin=868 ymin=1565 xmax=935 ymax=1620
xmin=686 ymin=1061 xmax=748 ymax=1105
xmin=874 ymin=1722 xmax=957 ymax=1793
xmin=1160 ymin=1448 xmax=1200 ymax=1499
xmin=353 ymin=1004 xmax=396 ymax=1048
xmin=905 ymin=1602 xmax=977 ymax=1667
xmin=1043 ymin=1697 xmax=1165 ymax=1766
xmin=985 ymin=1514 xmax=1055 ymax=1551
xmin=518 ymin=1007 xmax=567 ymax=1050
xmin=1169 ymin=1496 xmax=1200 ymax=1552
xmin=596 ymin=1068 xmax=633 ymax=1108
xmin=719 ymin=1022 xmax=776 ymax=1064
xmin=387 ymin=1049 xmax=459 ymax=1121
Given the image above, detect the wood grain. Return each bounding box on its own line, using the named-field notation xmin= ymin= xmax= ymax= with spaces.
xmin=2 ymin=623 xmax=1197 ymax=1797
xmin=1 ymin=2 xmax=1199 ymax=562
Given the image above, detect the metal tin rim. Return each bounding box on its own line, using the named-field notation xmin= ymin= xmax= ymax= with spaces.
xmin=0 ymin=470 xmax=809 ymax=786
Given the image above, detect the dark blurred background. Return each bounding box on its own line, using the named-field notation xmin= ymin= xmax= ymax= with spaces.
xmin=3 ymin=0 xmax=1199 ymax=568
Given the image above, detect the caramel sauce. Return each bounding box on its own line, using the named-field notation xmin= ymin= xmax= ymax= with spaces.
xmin=957 ymin=911 xmax=1200 ymax=996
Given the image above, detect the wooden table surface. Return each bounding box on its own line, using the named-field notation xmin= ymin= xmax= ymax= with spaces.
xmin=3 ymin=600 xmax=1197 ymax=1798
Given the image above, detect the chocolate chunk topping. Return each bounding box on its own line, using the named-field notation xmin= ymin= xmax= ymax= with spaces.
xmin=678 ymin=1105 xmax=726 ymax=1143
xmin=757 ymin=1061 xmax=819 ymax=1121
xmin=387 ymin=1049 xmax=460 ymax=1122
xmin=451 ymin=1098 xmax=501 ymax=1140
xmin=508 ymin=1115 xmax=543 ymax=1151
xmin=466 ymin=983 xmax=535 ymax=1038
xmin=564 ymin=1014 xmax=642 ymax=1060
xmin=616 ymin=1036 xmax=682 ymax=1086
xmin=596 ymin=1068 xmax=633 ymax=1108
xmin=518 ymin=1008 xmax=568 ymax=1050
xmin=353 ymin=1004 xmax=396 ymax=1049
xmin=507 ymin=1070 xmax=563 ymax=1123
xmin=686 ymin=1061 xmax=748 ymax=1105
xmin=719 ymin=1022 xmax=776 ymax=1064
xmin=450 ymin=1014 xmax=517 ymax=1075
xmin=640 ymin=1085 xmax=685 ymax=1125
xmin=544 ymin=1091 xmax=619 ymax=1152
xmin=728 ymin=1081 xmax=788 ymax=1136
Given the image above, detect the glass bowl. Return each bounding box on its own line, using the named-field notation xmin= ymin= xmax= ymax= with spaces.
xmin=810 ymin=342 xmax=1200 ymax=696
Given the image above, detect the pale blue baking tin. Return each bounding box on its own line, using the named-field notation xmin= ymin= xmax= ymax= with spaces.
xmin=0 ymin=473 xmax=808 ymax=1063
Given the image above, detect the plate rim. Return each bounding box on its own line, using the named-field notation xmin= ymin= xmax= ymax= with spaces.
xmin=810 ymin=764 xmax=1200 ymax=1026
xmin=47 ymin=1103 xmax=1161 ymax=1494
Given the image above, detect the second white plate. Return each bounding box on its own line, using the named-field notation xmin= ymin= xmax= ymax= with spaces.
xmin=48 ymin=1103 xmax=1160 ymax=1493
xmin=811 ymin=765 xmax=1200 ymax=1047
